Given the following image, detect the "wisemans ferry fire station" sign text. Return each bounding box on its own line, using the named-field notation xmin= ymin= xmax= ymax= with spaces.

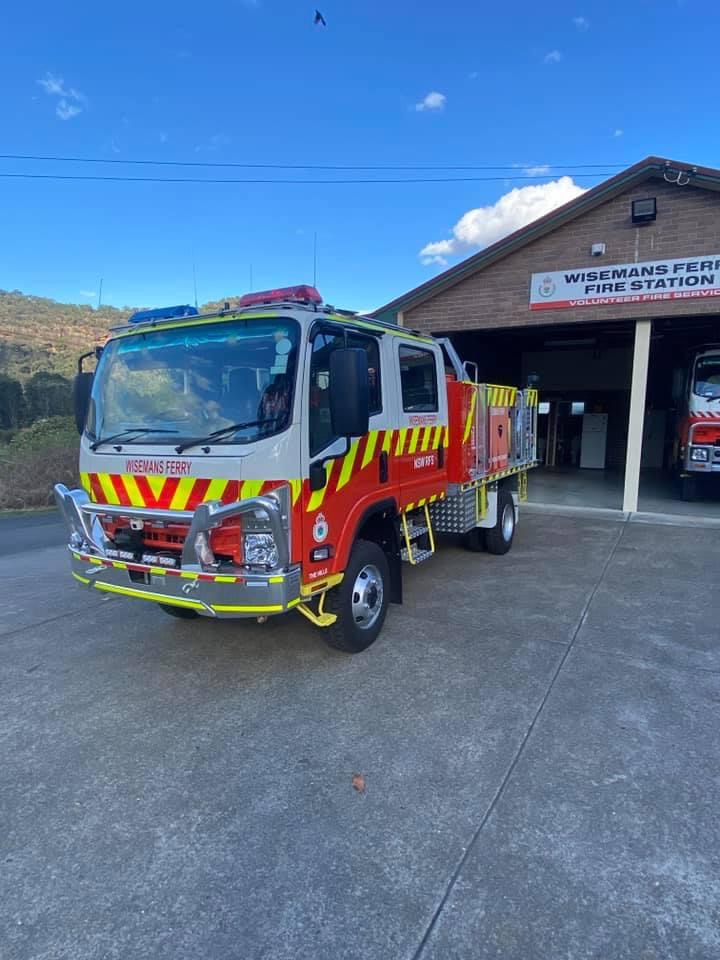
xmin=530 ymin=254 xmax=720 ymax=311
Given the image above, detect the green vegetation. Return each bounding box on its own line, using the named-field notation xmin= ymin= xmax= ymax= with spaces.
xmin=0 ymin=416 xmax=79 ymax=510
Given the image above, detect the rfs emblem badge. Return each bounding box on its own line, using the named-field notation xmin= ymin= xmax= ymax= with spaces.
xmin=313 ymin=512 xmax=329 ymax=543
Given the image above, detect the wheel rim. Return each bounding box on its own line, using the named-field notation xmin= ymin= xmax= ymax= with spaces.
xmin=351 ymin=563 xmax=384 ymax=630
xmin=502 ymin=503 xmax=514 ymax=541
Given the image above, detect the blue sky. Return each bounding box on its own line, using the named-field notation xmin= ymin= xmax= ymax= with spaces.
xmin=2 ymin=0 xmax=718 ymax=312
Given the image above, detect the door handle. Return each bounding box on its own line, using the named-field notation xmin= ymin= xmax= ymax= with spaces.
xmin=379 ymin=451 xmax=389 ymax=483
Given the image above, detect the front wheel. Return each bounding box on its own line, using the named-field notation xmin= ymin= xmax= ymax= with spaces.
xmin=323 ymin=539 xmax=390 ymax=653
xmin=485 ymin=486 xmax=516 ymax=555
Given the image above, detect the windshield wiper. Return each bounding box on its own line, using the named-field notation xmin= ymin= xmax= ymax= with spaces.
xmin=175 ymin=419 xmax=279 ymax=454
xmin=89 ymin=427 xmax=179 ymax=451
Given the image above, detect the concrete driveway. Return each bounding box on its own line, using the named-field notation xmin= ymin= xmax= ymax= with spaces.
xmin=1 ymin=511 xmax=719 ymax=960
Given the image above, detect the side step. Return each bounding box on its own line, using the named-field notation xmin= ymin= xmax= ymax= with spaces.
xmin=401 ymin=504 xmax=436 ymax=565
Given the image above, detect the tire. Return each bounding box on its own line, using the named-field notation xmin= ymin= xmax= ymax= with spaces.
xmin=158 ymin=603 xmax=199 ymax=619
xmin=462 ymin=526 xmax=486 ymax=552
xmin=679 ymin=475 xmax=697 ymax=502
xmin=323 ymin=539 xmax=390 ymax=653
xmin=485 ymin=487 xmax=516 ymax=556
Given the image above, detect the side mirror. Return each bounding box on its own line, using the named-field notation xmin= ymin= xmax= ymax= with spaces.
xmin=73 ymin=372 xmax=94 ymax=434
xmin=329 ymin=348 xmax=369 ymax=439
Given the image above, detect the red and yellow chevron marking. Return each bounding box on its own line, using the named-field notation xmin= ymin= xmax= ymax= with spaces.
xmin=80 ymin=474 xmax=302 ymax=511
xmin=525 ymin=388 xmax=539 ymax=407
xmin=305 ymin=426 xmax=445 ymax=512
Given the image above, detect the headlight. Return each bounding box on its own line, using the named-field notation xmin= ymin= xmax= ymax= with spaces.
xmin=690 ymin=447 xmax=709 ymax=462
xmin=243 ymin=533 xmax=279 ymax=567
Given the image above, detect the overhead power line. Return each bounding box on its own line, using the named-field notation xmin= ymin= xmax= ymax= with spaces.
xmin=0 ymin=171 xmax=610 ymax=186
xmin=0 ymin=152 xmax=627 ymax=173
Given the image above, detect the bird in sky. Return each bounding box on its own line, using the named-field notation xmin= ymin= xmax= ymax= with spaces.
xmin=314 ymin=9 xmax=326 ymax=26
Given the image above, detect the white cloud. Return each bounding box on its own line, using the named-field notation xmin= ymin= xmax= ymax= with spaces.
xmin=421 ymin=255 xmax=449 ymax=268
xmin=524 ymin=164 xmax=551 ymax=176
xmin=573 ymin=16 xmax=590 ymax=30
xmin=38 ymin=72 xmax=85 ymax=119
xmin=544 ymin=50 xmax=562 ymax=64
xmin=613 ymin=128 xmax=624 ymax=137
xmin=419 ymin=176 xmax=586 ymax=262
xmin=56 ymin=99 xmax=82 ymax=120
xmin=80 ymin=290 xmax=97 ymax=298
xmin=415 ymin=91 xmax=446 ymax=112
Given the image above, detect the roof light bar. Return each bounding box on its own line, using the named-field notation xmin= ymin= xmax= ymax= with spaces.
xmin=128 ymin=304 xmax=199 ymax=324
xmin=238 ymin=285 xmax=322 ymax=308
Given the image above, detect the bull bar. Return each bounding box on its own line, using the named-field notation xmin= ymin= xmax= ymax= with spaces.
xmin=53 ymin=484 xmax=301 ymax=618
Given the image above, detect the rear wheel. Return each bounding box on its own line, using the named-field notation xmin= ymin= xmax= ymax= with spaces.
xmin=323 ymin=539 xmax=390 ymax=653
xmin=485 ymin=487 xmax=516 ymax=555
xmin=158 ymin=603 xmax=199 ymax=619
xmin=462 ymin=526 xmax=486 ymax=552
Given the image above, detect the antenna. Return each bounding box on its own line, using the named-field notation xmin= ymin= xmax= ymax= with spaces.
xmin=313 ymin=232 xmax=317 ymax=287
xmin=97 ymin=277 xmax=103 ymax=311
xmin=192 ymin=258 xmax=198 ymax=309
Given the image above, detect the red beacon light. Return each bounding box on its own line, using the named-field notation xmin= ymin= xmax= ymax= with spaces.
xmin=238 ymin=284 xmax=322 ymax=308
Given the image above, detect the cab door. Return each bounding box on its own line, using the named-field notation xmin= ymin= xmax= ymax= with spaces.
xmin=392 ymin=339 xmax=448 ymax=511
xmin=300 ymin=324 xmax=395 ymax=582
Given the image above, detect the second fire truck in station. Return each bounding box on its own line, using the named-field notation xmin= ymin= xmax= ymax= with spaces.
xmin=55 ymin=285 xmax=538 ymax=653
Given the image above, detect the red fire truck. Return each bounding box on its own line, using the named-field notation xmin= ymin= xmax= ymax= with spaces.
xmin=673 ymin=345 xmax=720 ymax=499
xmin=55 ymin=286 xmax=537 ymax=653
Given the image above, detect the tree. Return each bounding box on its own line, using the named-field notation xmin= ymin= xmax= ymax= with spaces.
xmin=0 ymin=375 xmax=26 ymax=428
xmin=24 ymin=371 xmax=73 ymax=422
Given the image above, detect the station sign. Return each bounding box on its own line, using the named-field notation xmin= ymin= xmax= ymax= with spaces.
xmin=530 ymin=254 xmax=720 ymax=310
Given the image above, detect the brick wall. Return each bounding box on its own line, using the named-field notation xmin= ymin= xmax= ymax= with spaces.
xmin=405 ymin=180 xmax=720 ymax=333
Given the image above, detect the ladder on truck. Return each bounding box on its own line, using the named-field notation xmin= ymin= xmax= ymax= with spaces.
xmin=400 ymin=505 xmax=436 ymax=564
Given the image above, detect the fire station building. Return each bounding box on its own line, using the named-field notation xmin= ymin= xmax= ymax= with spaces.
xmin=373 ymin=156 xmax=720 ymax=517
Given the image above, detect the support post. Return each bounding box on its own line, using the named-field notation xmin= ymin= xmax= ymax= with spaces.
xmin=622 ymin=319 xmax=651 ymax=513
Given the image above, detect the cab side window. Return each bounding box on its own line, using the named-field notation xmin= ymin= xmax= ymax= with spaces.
xmin=309 ymin=330 xmax=381 ymax=456
xmin=399 ymin=345 xmax=438 ymax=412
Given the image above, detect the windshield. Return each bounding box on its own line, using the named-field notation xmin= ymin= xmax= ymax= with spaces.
xmin=693 ymin=355 xmax=720 ymax=398
xmin=87 ymin=317 xmax=300 ymax=446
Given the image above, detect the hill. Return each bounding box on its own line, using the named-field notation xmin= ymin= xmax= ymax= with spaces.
xmin=0 ymin=290 xmax=131 ymax=381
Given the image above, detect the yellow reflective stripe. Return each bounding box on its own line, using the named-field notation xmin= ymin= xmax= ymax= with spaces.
xmin=382 ymin=430 xmax=393 ymax=454
xmin=420 ymin=427 xmax=432 ymax=451
xmin=88 ymin=556 xmax=102 ymax=565
xmin=169 ymin=476 xmax=195 ymax=511
xmin=111 ymin=561 xmax=127 ymax=570
xmin=204 ymin=478 xmax=228 ymax=502
xmin=444 ymin=425 xmax=450 ymax=447
xmin=361 ymin=430 xmax=378 ymax=469
xmin=306 ymin=461 xmax=334 ymax=511
xmin=72 ymin=572 xmax=91 ymax=585
xmin=180 ymin=571 xmax=199 ymax=579
xmin=146 ymin=475 xmax=165 ymax=500
xmin=214 ymin=575 xmax=237 ymax=583
xmin=241 ymin=479 xmax=264 ymax=499
xmin=79 ymin=472 xmax=91 ymax=493
xmin=121 ymin=473 xmax=145 ymax=506
xmin=97 ymin=473 xmax=119 ymax=505
xmin=336 ymin=439 xmax=360 ymax=491
xmin=395 ymin=428 xmax=408 ymax=456
xmin=92 ymin=581 xmax=205 ymax=609
xmin=432 ymin=425 xmax=443 ymax=449
xmin=269 ymin=575 xmax=285 ymax=584
xmin=212 ymin=603 xmax=284 ymax=613
xmin=289 ymin=478 xmax=302 ymax=505
xmin=463 ymin=390 xmax=477 ymax=444
xmin=407 ymin=427 xmax=420 ymax=454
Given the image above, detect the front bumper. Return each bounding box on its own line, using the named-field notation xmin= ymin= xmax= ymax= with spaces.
xmin=55 ymin=484 xmax=301 ymax=618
